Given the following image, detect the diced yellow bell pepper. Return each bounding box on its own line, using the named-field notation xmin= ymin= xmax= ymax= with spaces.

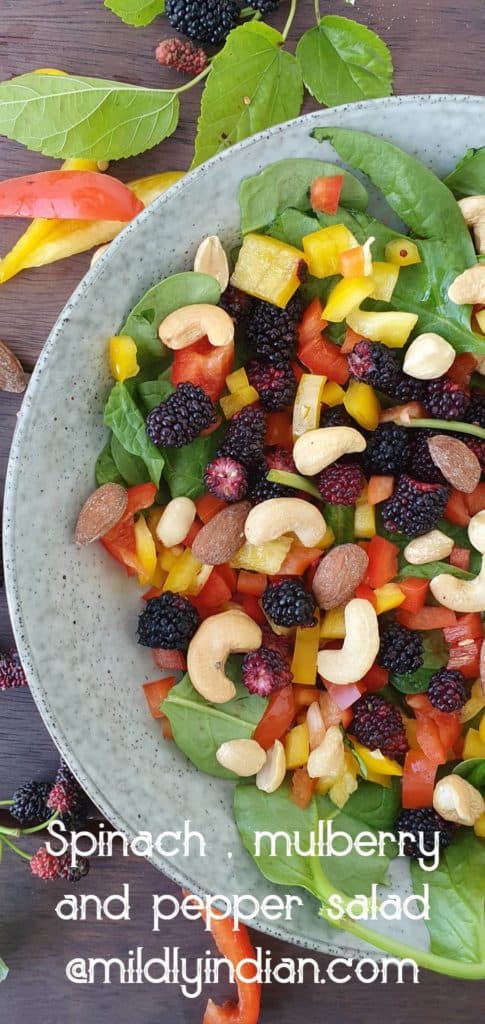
xmin=292 ymin=373 xmax=326 ymax=439
xmin=0 ymin=170 xmax=184 ymax=283
xmin=350 ymin=739 xmax=403 ymax=777
xmin=474 ymin=812 xmax=485 ymax=838
xmin=230 ymin=233 xmax=306 ymax=308
xmin=315 ymin=525 xmax=335 ymax=550
xmin=460 ymin=679 xmax=485 ymax=723
xmin=230 ymin=536 xmax=292 ymax=574
xmin=149 ymin=560 xmax=168 ymax=589
xmin=346 ymin=309 xmax=419 ymax=348
xmin=302 ymin=224 xmax=358 ymax=278
xmin=146 ymin=506 xmax=164 ymax=550
xmin=163 ymin=549 xmax=212 ymax=596
xmin=134 ymin=516 xmax=157 ymax=584
xmin=322 ymin=277 xmax=375 ymax=323
xmin=226 ymin=367 xmax=250 ymax=393
xmin=463 ymin=728 xmax=485 ymax=759
xmin=321 ymin=381 xmax=345 ymax=407
xmin=374 ymin=583 xmax=405 ymax=614
xmin=284 ymin=723 xmax=310 ymax=769
xmin=479 ymin=713 xmax=485 ymax=743
xmin=404 ymin=717 xmax=419 ymax=750
xmin=291 ymin=612 xmax=321 ymax=685
xmin=314 ymin=777 xmax=333 ymax=796
xmin=220 ymin=386 xmax=259 ymax=418
xmin=365 ymin=768 xmax=392 ymax=788
xmin=476 ymin=309 xmax=485 ymax=334
xmin=385 ymin=238 xmax=422 ymax=267
xmin=159 ymin=545 xmax=184 ymax=572
xmin=354 ymin=502 xmax=377 ymax=539
xmin=344 ymin=379 xmax=380 ymax=430
xmin=329 ymin=752 xmax=359 ymax=808
xmin=370 ymin=261 xmax=400 ymax=302
xmin=109 ymin=334 xmax=140 ymax=383
xmin=320 ymin=606 xmax=346 ymax=640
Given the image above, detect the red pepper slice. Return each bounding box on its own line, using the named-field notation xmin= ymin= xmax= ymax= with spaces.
xmin=186 ymin=900 xmax=261 ymax=1024
xmin=402 ymin=750 xmax=437 ymax=809
xmin=0 ymin=170 xmax=144 ymax=221
xmin=253 ymin=685 xmax=295 ymax=750
xmin=310 ymin=174 xmax=344 ymax=215
xmin=100 ymin=483 xmax=157 ymax=574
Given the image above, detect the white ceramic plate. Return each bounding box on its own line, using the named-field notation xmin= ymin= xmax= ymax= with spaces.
xmin=5 ymin=95 xmax=485 ymax=957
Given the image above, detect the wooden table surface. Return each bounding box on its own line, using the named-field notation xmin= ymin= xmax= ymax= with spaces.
xmin=1 ymin=1 xmax=484 ymax=1021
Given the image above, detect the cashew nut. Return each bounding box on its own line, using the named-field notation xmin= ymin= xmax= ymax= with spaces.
xmin=402 ymin=333 xmax=455 ymax=380
xmin=194 ymin=235 xmax=229 ymax=291
xmin=433 ymin=774 xmax=485 ymax=826
xmin=468 ymin=510 xmax=485 ymax=554
xmin=156 ymin=497 xmax=196 ymax=548
xmin=293 ymin=427 xmax=367 ymax=476
xmin=244 ymin=498 xmax=326 ymax=548
xmin=90 ymin=243 xmax=109 ymax=267
xmin=158 ymin=303 xmax=234 ymax=350
xmin=448 ymin=265 xmax=485 ymax=305
xmin=256 ymin=740 xmax=286 ymax=793
xmin=458 ymin=195 xmax=485 ymax=254
xmin=404 ymin=529 xmax=454 ymax=565
xmin=187 ymin=610 xmax=262 ymax=704
xmin=317 ymin=598 xmax=379 ymax=685
xmin=307 ymin=725 xmax=346 ymax=780
xmin=430 ymin=555 xmax=485 ymax=613
xmin=216 ymin=738 xmax=267 ymax=777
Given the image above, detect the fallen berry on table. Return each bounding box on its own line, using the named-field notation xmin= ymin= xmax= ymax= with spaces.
xmin=0 ymin=649 xmax=27 ymax=690
xmin=165 ymin=0 xmax=239 ymax=45
xmin=57 ymin=851 xmax=90 ymax=883
xmin=30 ymin=846 xmax=60 ymax=880
xmin=11 ymin=781 xmax=52 ymax=826
xmin=155 ymin=37 xmax=208 ymax=75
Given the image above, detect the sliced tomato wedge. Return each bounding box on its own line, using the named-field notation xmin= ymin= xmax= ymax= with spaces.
xmin=253 ymin=685 xmax=295 ymax=750
xmin=0 ymin=170 xmax=144 ymax=220
xmin=171 ymin=336 xmax=234 ymax=402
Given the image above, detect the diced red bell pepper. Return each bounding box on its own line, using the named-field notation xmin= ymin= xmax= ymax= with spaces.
xmin=291 ymin=767 xmax=316 ymax=809
xmin=449 ymin=546 xmax=470 ymax=571
xmin=397 ymin=577 xmax=429 ymax=613
xmin=293 ymin=684 xmax=321 ymax=709
xmin=237 ymin=593 xmax=266 ymax=626
xmin=443 ymin=612 xmax=483 ymax=644
xmin=444 ymin=488 xmax=470 ymax=526
xmin=192 ymin=566 xmax=233 ymax=617
xmin=310 ymin=174 xmax=344 ymax=215
xmin=142 ymin=586 xmax=163 ymax=601
xmin=298 ymin=297 xmax=327 ymax=345
xmin=253 ymin=685 xmax=295 ymax=750
xmin=447 ymin=639 xmax=482 ymax=678
xmin=265 ymin=412 xmax=293 ymax=449
xmin=236 ymin=571 xmax=267 ymax=597
xmin=397 ymin=606 xmax=457 ymax=630
xmin=360 ymin=663 xmax=389 ymax=692
xmin=0 ymin=169 xmax=144 ymax=220
xmin=279 ymin=543 xmax=322 ymax=576
xmin=341 ymin=326 xmax=365 ymax=353
xmin=216 ymin=563 xmax=237 ymax=594
xmin=201 ymin=911 xmax=261 ymax=1024
xmin=406 ymin=693 xmax=433 ymax=715
xmin=100 ymin=482 xmax=157 ymax=575
xmin=354 ymin=583 xmax=377 ymax=607
xmin=298 ymin=299 xmax=349 ymax=384
xmin=195 ymin=493 xmax=227 ymax=523
xmin=367 ymin=475 xmax=394 ymax=505
xmin=407 ymin=695 xmax=462 ymax=756
xmin=465 ymin=482 xmax=485 ymax=517
xmin=447 ymin=353 xmax=477 ymax=387
xmin=364 ymin=536 xmax=400 ymax=589
xmin=123 ymin=483 xmax=157 ymax=517
xmin=152 ymin=648 xmax=187 ymax=671
xmin=402 ymin=750 xmax=437 ymax=809
xmin=325 ymin=681 xmax=364 ymax=709
xmin=415 ymin=716 xmax=446 ymax=765
xmin=172 ymin=337 xmax=234 ymax=403
xmin=143 ymin=676 xmax=176 ymax=719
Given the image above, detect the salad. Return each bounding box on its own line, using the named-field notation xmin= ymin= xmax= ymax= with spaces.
xmin=75 ymin=128 xmax=485 ymax=979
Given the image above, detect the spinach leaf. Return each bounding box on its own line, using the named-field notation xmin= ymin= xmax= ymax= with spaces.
xmin=0 ymin=72 xmax=178 ymax=160
xmin=323 ymin=503 xmax=355 ymax=544
xmin=268 ymin=208 xmax=321 ymax=249
xmin=0 ymin=957 xmax=7 ymax=983
xmin=239 ymin=158 xmax=368 ymax=235
xmin=453 ymin=758 xmax=485 ymax=791
xmin=137 ymin=377 xmax=174 ymax=414
xmin=411 ymin=831 xmax=485 ymax=965
xmin=436 ymin=520 xmax=482 ymax=575
xmin=399 ymin=561 xmax=473 ymax=582
xmin=111 ymin=434 xmax=150 ymax=486
xmin=313 ymin=127 xmax=484 ymax=354
xmin=296 ymin=16 xmax=393 ymax=107
xmin=332 ymin=778 xmax=401 ymax=831
xmin=104 ymin=0 xmax=165 ymax=27
xmin=121 ymin=272 xmax=220 ymax=366
xmin=391 ymin=632 xmax=447 ymax=694
xmin=315 ymin=796 xmax=395 ymax=896
xmin=192 ymin=23 xmax=303 ymax=169
xmin=95 ymin=440 xmax=124 ymax=486
xmin=104 ymin=382 xmax=164 ymax=486
xmin=163 ymin=663 xmax=267 ymax=779
xmin=444 ymin=147 xmax=485 ymax=199
xmin=163 ymin=424 xmax=225 ymax=499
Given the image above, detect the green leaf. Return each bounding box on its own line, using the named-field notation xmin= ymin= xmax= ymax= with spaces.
xmin=444 ymin=147 xmax=485 ymax=199
xmin=192 ymin=24 xmax=304 ymax=169
xmin=163 ymin=663 xmax=267 ymax=779
xmin=267 ymin=208 xmax=320 ymax=249
xmin=104 ymin=0 xmax=165 ymax=26
xmin=316 ymin=797 xmax=395 ymax=896
xmin=110 ymin=434 xmax=150 ymax=486
xmin=0 ymin=957 xmax=8 ymax=983
xmin=453 ymin=758 xmax=485 ymax=791
xmin=411 ymin=831 xmax=485 ymax=964
xmin=0 ymin=73 xmax=179 ymax=161
xmin=399 ymin=561 xmax=473 ymax=581
xmin=122 ymin=272 xmax=221 ymax=366
xmin=95 ymin=440 xmax=124 ymax=486
xmin=163 ymin=425 xmax=225 ymax=500
xmin=334 ymin=778 xmax=401 ymax=831
xmin=239 ymin=158 xmax=368 ymax=235
xmin=323 ymin=503 xmax=355 ymax=544
xmin=137 ymin=377 xmax=174 ymax=414
xmin=104 ymin=382 xmax=164 ymax=486
xmin=296 ymin=16 xmax=393 ymax=107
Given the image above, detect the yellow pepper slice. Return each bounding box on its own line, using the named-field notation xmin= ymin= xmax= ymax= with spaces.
xmin=463 ymin=727 xmax=485 ymax=759
xmin=159 ymin=545 xmax=184 ymax=572
xmin=370 ymin=261 xmax=400 ymax=302
xmin=220 ymin=386 xmax=259 ymax=418
xmin=230 ymin=536 xmax=292 ymax=574
xmin=109 ymin=335 xmax=140 ymax=383
xmin=230 ymin=233 xmax=306 ymax=308
xmin=134 ymin=516 xmax=157 ymax=585
xmin=344 ymin=379 xmax=380 ymax=430
xmin=350 ymin=740 xmax=403 ymax=777
xmin=460 ymin=679 xmax=485 ymax=723
xmin=302 ymin=224 xmax=358 ymax=278
xmin=284 ymin=723 xmax=310 ymax=769
xmin=321 ymin=381 xmax=345 ymax=407
xmin=354 ymin=501 xmax=377 ymax=539
xmin=346 ymin=309 xmax=418 ymax=348
xmin=226 ymin=367 xmax=250 ymax=393
xmin=476 ymin=309 xmax=485 ymax=334
xmin=374 ymin=583 xmax=405 ymax=614
xmin=320 ymin=606 xmax=346 ymax=640
xmin=479 ymin=712 xmax=485 ymax=743
xmin=322 ymin=277 xmax=375 ymax=323
xmin=385 ymin=238 xmax=421 ymax=267
xmin=163 ymin=548 xmax=212 ymax=596
xmin=292 ymin=373 xmax=326 ymax=439
xmin=291 ymin=612 xmax=321 ymax=685
xmin=474 ymin=812 xmax=485 ymax=838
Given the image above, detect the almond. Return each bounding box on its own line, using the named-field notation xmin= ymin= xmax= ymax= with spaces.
xmin=191 ymin=501 xmax=251 ymax=565
xmin=0 ymin=339 xmax=26 ymax=393
xmin=427 ymin=435 xmax=481 ymax=493
xmin=75 ymin=483 xmax=128 ymax=545
xmin=312 ymin=543 xmax=369 ymax=610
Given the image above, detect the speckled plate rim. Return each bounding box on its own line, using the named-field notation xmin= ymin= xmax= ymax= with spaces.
xmin=4 ymin=95 xmax=485 ymax=960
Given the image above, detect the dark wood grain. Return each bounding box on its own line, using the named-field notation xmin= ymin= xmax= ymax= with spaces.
xmin=1 ymin=2 xmax=484 ymax=1021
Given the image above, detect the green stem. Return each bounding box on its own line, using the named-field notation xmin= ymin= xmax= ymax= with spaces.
xmin=282 ymin=0 xmax=298 ymax=42
xmin=175 ymin=65 xmax=211 ymax=96
xmin=21 ymin=810 xmax=59 ymax=836
xmin=267 ymin=469 xmax=322 ymax=500
xmin=314 ymin=0 xmax=321 ymax=23
xmin=0 ymin=824 xmax=21 ymax=838
xmin=403 ymin=418 xmax=485 ymax=441
xmin=2 ymin=835 xmax=32 ymax=863
xmin=0 ymin=800 xmax=13 ymax=807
